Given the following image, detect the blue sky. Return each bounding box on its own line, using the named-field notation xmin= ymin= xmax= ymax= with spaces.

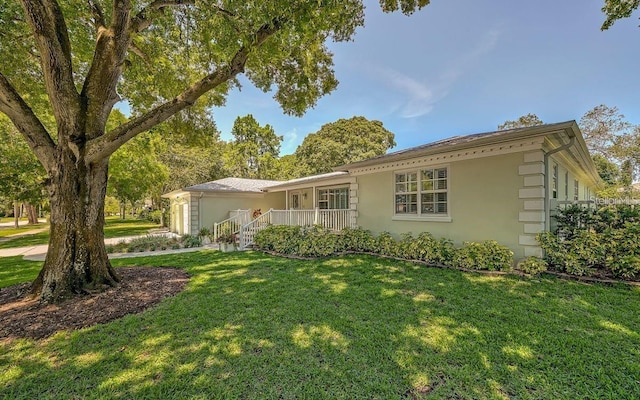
xmin=212 ymin=0 xmax=640 ymax=155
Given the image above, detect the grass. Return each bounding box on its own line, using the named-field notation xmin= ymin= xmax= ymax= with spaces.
xmin=1 ymin=251 xmax=640 ymax=399
xmin=0 ymin=224 xmax=48 ymax=239
xmin=0 ymin=217 xmax=160 ymax=249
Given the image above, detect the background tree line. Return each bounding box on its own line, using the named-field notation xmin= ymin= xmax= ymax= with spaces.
xmin=499 ymin=105 xmax=640 ymax=193
xmin=0 ymin=113 xmax=395 ymax=221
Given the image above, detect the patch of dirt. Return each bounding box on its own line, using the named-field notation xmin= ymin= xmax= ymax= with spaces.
xmin=0 ymin=267 xmax=189 ymax=341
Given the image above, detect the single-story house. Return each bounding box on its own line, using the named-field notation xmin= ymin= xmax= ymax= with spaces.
xmin=162 ymin=120 xmax=602 ymax=260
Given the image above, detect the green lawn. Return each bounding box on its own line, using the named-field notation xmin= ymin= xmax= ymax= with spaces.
xmin=0 ymin=217 xmax=160 ymax=249
xmin=1 ymin=251 xmax=639 ymax=399
xmin=0 ymin=224 xmax=48 ymax=239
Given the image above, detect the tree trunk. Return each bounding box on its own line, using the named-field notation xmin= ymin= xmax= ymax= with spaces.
xmin=29 ymin=152 xmax=119 ymax=303
xmin=24 ymin=203 xmax=38 ymax=224
xmin=13 ymin=201 xmax=20 ymax=229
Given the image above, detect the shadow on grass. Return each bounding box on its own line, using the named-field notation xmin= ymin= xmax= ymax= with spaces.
xmin=1 ymin=251 xmax=639 ymax=399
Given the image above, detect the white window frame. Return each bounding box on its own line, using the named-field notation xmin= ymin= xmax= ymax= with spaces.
xmin=317 ymin=186 xmax=350 ymax=210
xmin=574 ymin=180 xmax=579 ymax=201
xmin=392 ymin=165 xmax=451 ymax=222
xmin=564 ymin=171 xmax=569 ymax=200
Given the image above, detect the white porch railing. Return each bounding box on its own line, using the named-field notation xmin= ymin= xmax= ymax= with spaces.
xmin=213 ymin=209 xmax=251 ymax=242
xmin=239 ymin=208 xmax=357 ymax=249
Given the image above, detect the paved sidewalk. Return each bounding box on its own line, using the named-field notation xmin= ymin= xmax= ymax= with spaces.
xmin=0 ymin=233 xmax=218 ymax=261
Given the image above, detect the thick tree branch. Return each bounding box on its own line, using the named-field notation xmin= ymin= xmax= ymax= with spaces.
xmin=0 ymin=72 xmax=56 ymax=172
xmin=80 ymin=0 xmax=133 ymax=141
xmin=86 ymin=18 xmax=284 ymax=163
xmin=19 ymin=0 xmax=80 ymax=126
xmin=87 ymin=0 xmax=106 ymax=30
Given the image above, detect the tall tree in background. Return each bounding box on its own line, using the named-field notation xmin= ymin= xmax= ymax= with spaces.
xmin=108 ymin=133 xmax=168 ymax=218
xmin=498 ymin=113 xmax=544 ymax=130
xmin=579 ymin=104 xmax=631 ymax=158
xmin=601 ymin=0 xmax=639 ymax=30
xmin=0 ymin=115 xmax=47 ymax=227
xmin=224 ymin=114 xmax=283 ymax=179
xmin=295 ymin=116 xmax=396 ymax=175
xmin=0 ymin=1 xmax=429 ymax=302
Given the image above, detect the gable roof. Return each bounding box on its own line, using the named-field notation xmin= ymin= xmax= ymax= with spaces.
xmin=184 ymin=177 xmax=283 ymax=193
xmin=335 ymin=121 xmax=580 ymax=171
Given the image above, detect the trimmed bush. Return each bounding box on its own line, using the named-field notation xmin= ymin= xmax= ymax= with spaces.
xmin=254 ymin=227 xmax=514 ymax=272
xmin=373 ymin=231 xmax=398 ymax=257
xmin=298 ymin=226 xmax=339 ymax=257
xmin=452 ymin=240 xmax=513 ymax=271
xmin=516 ymin=257 xmax=548 ymax=275
xmin=254 ymin=225 xmax=302 ymax=254
xmin=338 ymin=227 xmax=375 ymax=252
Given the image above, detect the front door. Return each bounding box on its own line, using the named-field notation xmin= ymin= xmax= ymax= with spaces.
xmin=291 ymin=192 xmax=301 ymax=210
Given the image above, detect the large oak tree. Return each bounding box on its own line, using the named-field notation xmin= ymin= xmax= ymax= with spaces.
xmin=0 ymin=0 xmax=429 ymax=302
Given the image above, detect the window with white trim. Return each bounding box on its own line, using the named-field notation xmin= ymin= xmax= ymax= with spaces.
xmin=395 ymin=172 xmax=418 ymax=213
xmin=574 ymin=180 xmax=579 ymax=201
xmin=395 ymin=168 xmax=448 ymax=215
xmin=564 ymin=171 xmax=569 ymax=200
xmin=318 ymin=187 xmax=349 ymax=209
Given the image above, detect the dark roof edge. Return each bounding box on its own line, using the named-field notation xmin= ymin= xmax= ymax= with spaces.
xmin=333 ymin=121 xmax=578 ymax=171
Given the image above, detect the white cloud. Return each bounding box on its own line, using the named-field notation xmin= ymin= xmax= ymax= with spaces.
xmin=361 ymin=28 xmax=502 ymax=119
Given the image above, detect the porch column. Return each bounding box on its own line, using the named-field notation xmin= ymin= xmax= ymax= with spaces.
xmin=312 ymin=186 xmax=316 ymax=209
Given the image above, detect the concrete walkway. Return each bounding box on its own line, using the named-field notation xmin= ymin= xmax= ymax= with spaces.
xmin=0 ymin=233 xmax=219 ymax=261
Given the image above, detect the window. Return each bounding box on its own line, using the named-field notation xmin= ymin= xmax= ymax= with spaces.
xmin=318 ymin=187 xmax=349 ymax=209
xmin=564 ymin=172 xmax=569 ymax=200
xmin=395 ymin=167 xmax=448 ymax=216
xmin=552 ymin=164 xmax=558 ymax=199
xmin=574 ymin=180 xmax=579 ymax=201
xmin=395 ymin=172 xmax=418 ymax=213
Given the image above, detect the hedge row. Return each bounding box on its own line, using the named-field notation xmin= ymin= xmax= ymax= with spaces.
xmin=538 ymin=204 xmax=640 ymax=279
xmin=254 ymin=226 xmax=515 ymax=272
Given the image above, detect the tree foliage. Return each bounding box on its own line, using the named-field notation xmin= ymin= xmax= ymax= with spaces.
xmin=295 ymin=116 xmax=396 ymax=175
xmin=224 ymin=114 xmax=283 ymax=179
xmin=0 ymin=1 xmax=429 ymax=302
xmin=498 ymin=113 xmax=544 ymax=130
xmin=601 ymin=0 xmax=640 ymax=30
xmin=0 ymin=115 xmax=46 ymax=206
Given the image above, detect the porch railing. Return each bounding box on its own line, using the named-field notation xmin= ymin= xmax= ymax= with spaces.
xmin=239 ymin=209 xmax=273 ymax=249
xmin=213 ymin=209 xmax=251 ymax=242
xmin=239 ymin=208 xmax=357 ymax=249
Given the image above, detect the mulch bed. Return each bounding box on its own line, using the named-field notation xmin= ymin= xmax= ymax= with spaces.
xmin=0 ymin=267 xmax=190 ymax=342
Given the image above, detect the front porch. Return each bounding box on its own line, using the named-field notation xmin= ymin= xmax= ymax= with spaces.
xmin=214 ymin=208 xmax=357 ymax=249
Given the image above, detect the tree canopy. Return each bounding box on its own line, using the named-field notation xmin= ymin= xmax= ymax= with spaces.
xmin=295 ymin=116 xmax=396 ymax=175
xmin=0 ymin=1 xmax=430 ymax=302
xmin=498 ymin=114 xmax=544 ymax=130
xmin=601 ymin=0 xmax=640 ymax=30
xmin=223 ymin=114 xmax=283 ymax=179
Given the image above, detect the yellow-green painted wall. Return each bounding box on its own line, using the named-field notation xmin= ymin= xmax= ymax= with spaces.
xmin=356 ymin=152 xmax=525 ymax=257
xmin=196 ymin=192 xmax=286 ymax=231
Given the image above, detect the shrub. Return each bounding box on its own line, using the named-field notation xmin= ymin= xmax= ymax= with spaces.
xmin=338 ymin=227 xmax=375 ymax=252
xmin=298 ymin=226 xmax=338 ymax=257
xmin=198 ymin=227 xmax=211 ymax=238
xmin=517 ymin=257 xmax=548 ymax=275
xmin=254 ymin=225 xmax=302 ymax=254
xmin=374 ymin=231 xmax=398 ymax=257
xmin=181 ymin=234 xmax=202 ymax=248
xmin=452 ymin=240 xmax=513 ymax=271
